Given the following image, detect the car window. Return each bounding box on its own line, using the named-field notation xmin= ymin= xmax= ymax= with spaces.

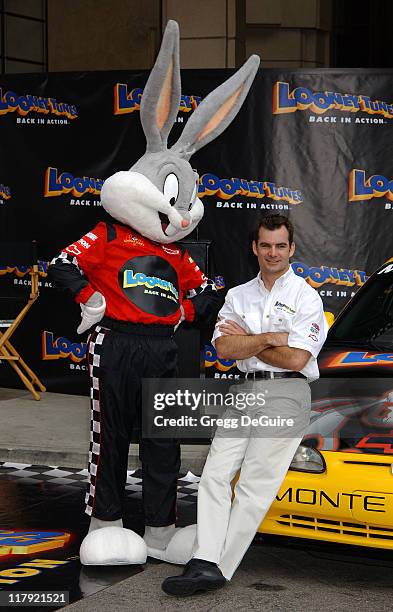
xmin=328 ymin=264 xmax=393 ymax=349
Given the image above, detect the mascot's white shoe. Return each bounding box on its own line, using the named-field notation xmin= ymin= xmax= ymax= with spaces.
xmin=144 ymin=524 xmax=197 ymax=565
xmin=80 ymin=518 xmax=147 ymax=566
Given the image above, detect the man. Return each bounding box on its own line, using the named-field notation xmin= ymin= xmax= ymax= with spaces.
xmin=162 ymin=213 xmax=328 ymax=596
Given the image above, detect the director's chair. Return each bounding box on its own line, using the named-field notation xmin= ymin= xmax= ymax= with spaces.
xmin=0 ymin=241 xmax=46 ymax=400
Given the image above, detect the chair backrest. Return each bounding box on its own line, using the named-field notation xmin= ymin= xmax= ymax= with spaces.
xmin=0 ymin=241 xmax=40 ymax=306
xmin=0 ymin=241 xmax=38 ymax=267
xmin=0 ymin=241 xmax=46 ymax=399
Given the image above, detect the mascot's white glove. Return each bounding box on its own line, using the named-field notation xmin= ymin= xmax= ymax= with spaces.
xmin=77 ymin=291 xmax=106 ymax=335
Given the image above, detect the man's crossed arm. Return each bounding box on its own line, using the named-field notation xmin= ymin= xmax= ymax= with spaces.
xmin=215 ymin=320 xmax=311 ymax=372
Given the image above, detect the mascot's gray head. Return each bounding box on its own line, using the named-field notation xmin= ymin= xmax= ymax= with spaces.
xmin=101 ymin=20 xmax=260 ymax=244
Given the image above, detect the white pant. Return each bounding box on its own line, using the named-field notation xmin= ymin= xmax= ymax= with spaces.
xmin=193 ymin=379 xmax=311 ymax=580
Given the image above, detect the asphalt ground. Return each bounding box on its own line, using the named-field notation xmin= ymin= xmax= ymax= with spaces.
xmin=64 ymin=539 xmax=393 ymax=612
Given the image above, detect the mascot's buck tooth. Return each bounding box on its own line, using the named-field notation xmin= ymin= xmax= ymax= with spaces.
xmin=49 ymin=20 xmax=259 ymax=566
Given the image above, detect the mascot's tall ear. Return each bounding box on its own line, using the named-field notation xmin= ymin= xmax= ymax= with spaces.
xmin=140 ymin=20 xmax=181 ymax=153
xmin=171 ymin=55 xmax=260 ymax=160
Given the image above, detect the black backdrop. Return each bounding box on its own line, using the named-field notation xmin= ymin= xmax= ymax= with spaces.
xmin=1 ymin=68 xmax=392 ymax=392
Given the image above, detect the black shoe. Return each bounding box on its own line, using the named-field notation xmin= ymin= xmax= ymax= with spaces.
xmin=162 ymin=558 xmax=226 ymax=597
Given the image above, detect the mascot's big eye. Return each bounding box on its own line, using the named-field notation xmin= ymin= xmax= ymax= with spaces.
xmin=163 ymin=173 xmax=179 ymax=206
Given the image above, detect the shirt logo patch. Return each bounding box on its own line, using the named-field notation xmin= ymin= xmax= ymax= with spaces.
xmin=162 ymin=246 xmax=180 ymax=255
xmin=310 ymin=323 xmax=320 ymax=335
xmin=274 ymin=301 xmax=296 ymax=315
xmin=124 ymin=234 xmax=144 ymax=247
xmin=308 ymin=333 xmax=318 ymax=342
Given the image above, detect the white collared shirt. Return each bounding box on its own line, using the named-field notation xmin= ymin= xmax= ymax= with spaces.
xmin=211 ymin=267 xmax=328 ymax=381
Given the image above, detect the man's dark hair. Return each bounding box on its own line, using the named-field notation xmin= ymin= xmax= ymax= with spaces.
xmin=252 ymin=214 xmax=294 ymax=245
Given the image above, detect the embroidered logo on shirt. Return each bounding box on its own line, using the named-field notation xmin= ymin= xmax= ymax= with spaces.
xmin=308 ymin=333 xmax=318 ymax=342
xmin=124 ymin=234 xmax=144 ymax=247
xmin=274 ymin=301 xmax=296 ymax=315
xmin=310 ymin=323 xmax=320 ymax=335
xmin=162 ymin=246 xmax=180 ymax=255
xmin=66 ymin=236 xmax=94 ymax=256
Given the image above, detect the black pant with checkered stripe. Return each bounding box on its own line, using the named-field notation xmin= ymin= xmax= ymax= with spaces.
xmin=86 ymin=320 xmax=180 ymax=526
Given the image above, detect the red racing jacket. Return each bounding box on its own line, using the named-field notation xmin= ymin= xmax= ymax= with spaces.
xmin=49 ymin=221 xmax=221 ymax=326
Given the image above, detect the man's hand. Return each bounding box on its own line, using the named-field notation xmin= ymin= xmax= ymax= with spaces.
xmin=77 ymin=291 xmax=106 ymax=334
xmin=218 ymin=323 xmax=288 ymax=346
xmin=218 ymin=319 xmax=248 ymax=336
xmin=214 ymin=319 xmax=290 ymax=361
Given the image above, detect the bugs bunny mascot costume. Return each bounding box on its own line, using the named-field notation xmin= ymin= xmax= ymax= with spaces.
xmin=50 ymin=20 xmax=259 ymax=566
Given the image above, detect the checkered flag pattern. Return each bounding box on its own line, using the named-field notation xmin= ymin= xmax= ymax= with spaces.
xmin=85 ymin=325 xmax=109 ymax=516
xmin=0 ymin=463 xmax=199 ymax=504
